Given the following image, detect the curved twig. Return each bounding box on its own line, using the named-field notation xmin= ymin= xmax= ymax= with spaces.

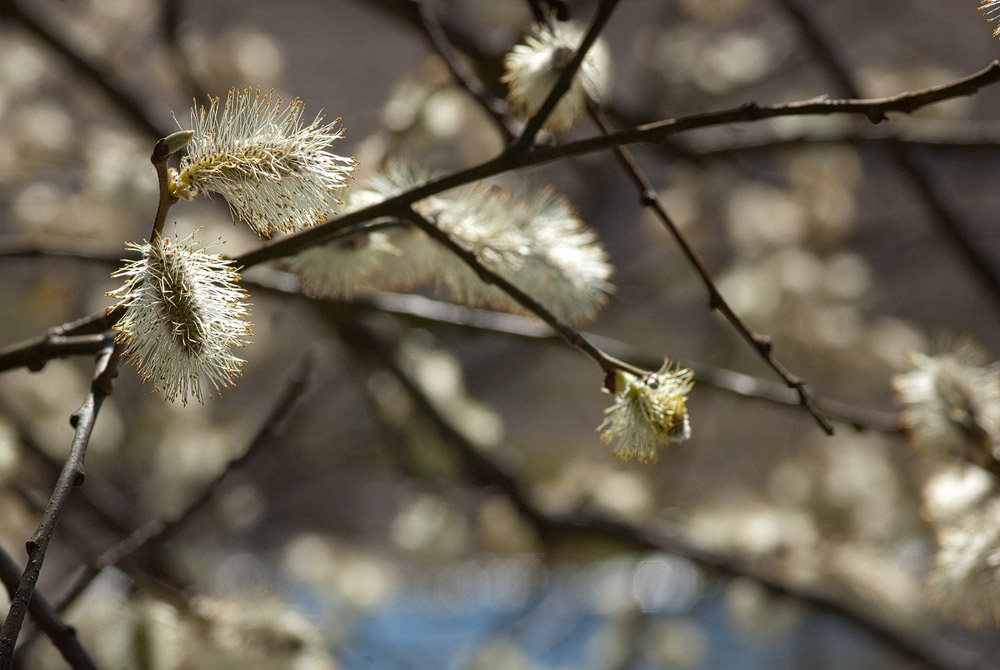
xmin=396 ymin=204 xmax=643 ymax=379
xmin=588 ymin=104 xmax=832 ymax=433
xmin=0 ymin=240 xmax=904 ymax=432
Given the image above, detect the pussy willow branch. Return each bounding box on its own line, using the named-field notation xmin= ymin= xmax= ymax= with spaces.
xmin=0 ymin=339 xmax=118 ymax=670
xmin=772 ymin=0 xmax=1000 ymax=316
xmin=339 ymin=318 xmax=976 ymax=670
xmin=0 ymin=547 xmax=96 ymax=670
xmin=0 ymin=239 xmax=902 ymax=432
xmin=587 ymin=105 xmax=832 ymax=433
xmin=236 ymin=60 xmax=1000 ymax=269
xmin=509 ymin=0 xmax=620 ymax=152
xmin=52 ymin=352 xmax=313 ymax=615
xmin=0 ymin=0 xmax=165 ymax=140
xmin=397 ymin=204 xmax=643 ymax=379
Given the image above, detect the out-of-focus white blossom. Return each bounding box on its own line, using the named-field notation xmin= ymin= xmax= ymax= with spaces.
xmin=928 ymin=495 xmax=1000 ymax=625
xmin=892 ymin=342 xmax=1000 ymax=461
xmin=171 ymin=87 xmax=357 ymax=237
xmin=287 ymin=162 xmax=613 ymax=323
xmin=286 ymin=162 xmax=440 ymax=297
xmin=183 ymin=595 xmax=336 ymax=670
xmin=502 ymin=20 xmax=610 ymax=131
xmin=107 ymin=231 xmax=252 ymax=404
xmin=427 ymin=182 xmax=613 ymax=324
xmin=597 ymin=360 xmax=693 ymax=463
xmin=287 ymin=232 xmax=400 ymax=298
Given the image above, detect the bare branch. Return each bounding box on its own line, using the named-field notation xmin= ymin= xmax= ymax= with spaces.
xmin=396 ymin=204 xmax=642 ymax=379
xmin=416 ymin=0 xmax=515 ymax=141
xmin=0 ymin=312 xmax=120 ymax=375
xmin=0 ymin=239 xmax=902 ymax=432
xmin=0 ymin=340 xmax=118 ymax=670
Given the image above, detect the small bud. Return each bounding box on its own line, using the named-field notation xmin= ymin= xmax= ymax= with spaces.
xmin=162 ymin=129 xmax=195 ymax=155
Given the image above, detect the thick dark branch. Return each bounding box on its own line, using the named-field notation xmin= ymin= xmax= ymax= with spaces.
xmin=53 ymin=353 xmax=313 ymax=614
xmin=0 ymin=335 xmax=108 ymax=374
xmin=0 ymin=0 xmax=164 ymax=140
xmin=0 ymin=547 xmax=95 ymax=670
xmin=235 ymin=61 xmax=1000 ymax=268
xmin=0 ymin=340 xmax=118 ymax=670
xmin=0 ymin=312 xmax=120 ymax=375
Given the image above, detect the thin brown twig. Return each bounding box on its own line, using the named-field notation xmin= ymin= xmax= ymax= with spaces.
xmin=235 ymin=60 xmax=1000 ymax=269
xmin=587 ymin=105 xmax=833 ymax=433
xmin=0 ymin=222 xmax=402 ymax=376
xmin=771 ymin=0 xmax=1000 ymax=316
xmin=52 ymin=351 xmax=314 ymax=614
xmin=0 ymin=546 xmax=96 ymax=670
xmin=0 ymin=335 xmax=109 ymax=374
xmin=246 ymin=268 xmax=900 ymax=431
xmin=0 ymin=340 xmax=118 ymax=670
xmin=396 ymin=204 xmax=643 ymax=380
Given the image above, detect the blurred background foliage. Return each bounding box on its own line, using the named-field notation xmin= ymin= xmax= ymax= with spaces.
xmin=2 ymin=0 xmax=1000 ymax=668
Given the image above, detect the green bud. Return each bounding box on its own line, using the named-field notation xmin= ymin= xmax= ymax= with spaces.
xmin=162 ymin=130 xmax=194 ymax=155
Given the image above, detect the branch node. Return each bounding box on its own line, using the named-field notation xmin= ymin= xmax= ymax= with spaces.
xmin=740 ymin=101 xmax=761 ymax=118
